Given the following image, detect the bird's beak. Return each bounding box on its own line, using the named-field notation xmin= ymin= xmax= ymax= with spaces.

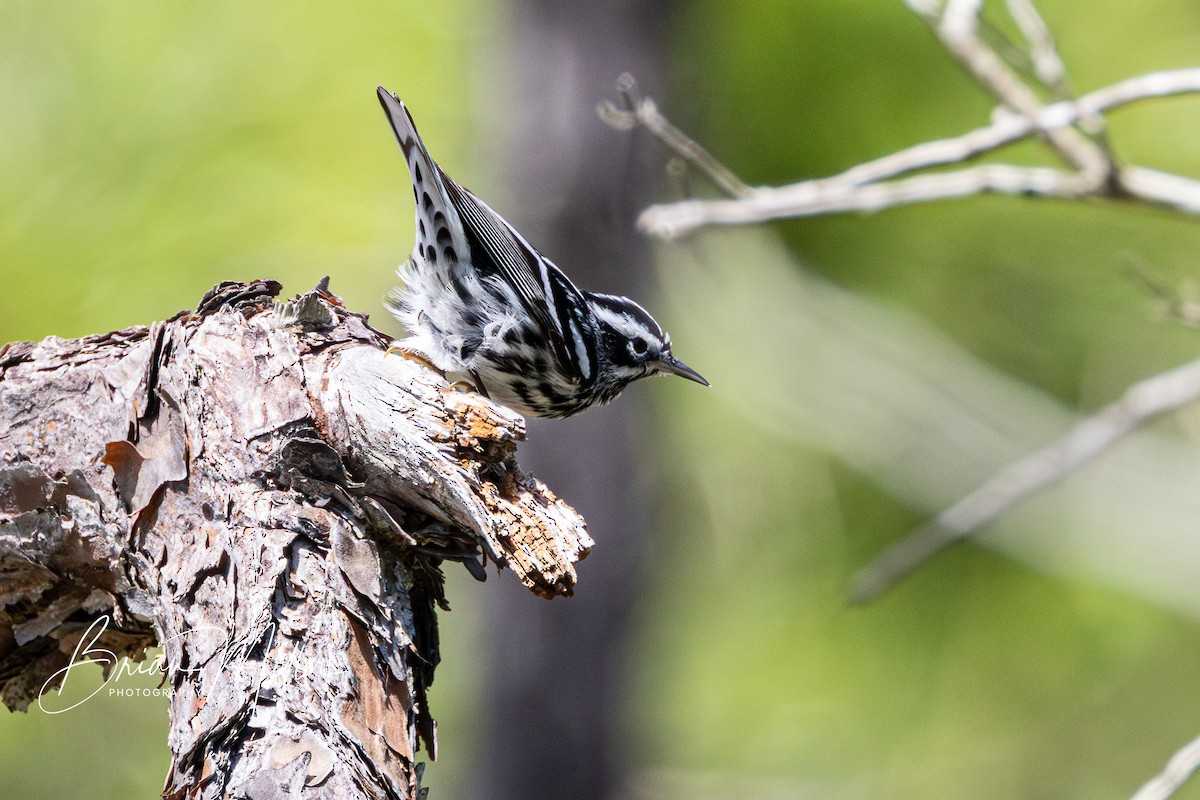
xmin=652 ymin=355 xmax=709 ymax=386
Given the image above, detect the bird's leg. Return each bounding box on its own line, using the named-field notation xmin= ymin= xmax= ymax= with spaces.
xmin=382 ymin=348 xmax=492 ymax=399
xmin=446 ymin=371 xmax=489 ymax=397
xmin=384 ymin=346 xmax=445 ymax=378
xmin=469 ymin=369 xmax=490 ymax=399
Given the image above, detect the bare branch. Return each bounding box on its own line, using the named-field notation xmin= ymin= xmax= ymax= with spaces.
xmin=1118 ymin=165 xmax=1200 ymax=214
xmin=910 ymin=0 xmax=1070 ymax=100
xmin=599 ymin=74 xmax=752 ymax=199
xmin=608 ymin=5 xmax=1200 ymax=786
xmin=1130 ymin=732 xmax=1200 ymax=800
xmin=614 ymin=5 xmax=1200 ymax=609
xmin=1005 ymin=0 xmax=1068 ymax=93
xmin=1124 ymin=259 xmax=1200 ymax=327
xmin=851 ymin=354 xmax=1200 ymax=602
xmin=628 ymin=68 xmax=1200 ymax=237
xmin=921 ymin=0 xmax=1113 ymax=177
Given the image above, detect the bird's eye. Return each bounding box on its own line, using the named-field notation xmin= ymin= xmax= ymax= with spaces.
xmin=630 ymin=337 xmax=649 ymax=356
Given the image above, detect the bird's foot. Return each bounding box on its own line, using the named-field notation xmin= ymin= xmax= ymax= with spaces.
xmin=445 ymin=371 xmax=490 ymax=399
xmin=384 ymin=346 xmax=445 ymax=378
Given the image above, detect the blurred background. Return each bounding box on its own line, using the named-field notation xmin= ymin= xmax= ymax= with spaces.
xmin=4 ymin=1 xmax=1200 ymax=798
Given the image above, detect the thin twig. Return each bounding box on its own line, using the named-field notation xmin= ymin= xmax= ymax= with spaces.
xmin=619 ymin=0 xmax=1200 ymax=238
xmin=611 ymin=3 xmax=1200 ymax=598
xmin=851 ymin=354 xmax=1200 ymax=602
xmin=1005 ymin=0 xmax=1068 ymax=94
xmin=1124 ymin=259 xmax=1200 ymax=328
xmin=608 ymin=6 xmax=1200 ymax=789
xmin=630 ymin=68 xmax=1200 ymax=237
xmin=928 ymin=0 xmax=1111 ymax=175
xmin=599 ymin=74 xmax=752 ymax=199
xmin=836 ymin=68 xmax=1200 ymax=187
xmin=1130 ymin=732 xmax=1200 ymax=800
xmin=643 ymin=164 xmax=1095 ymax=233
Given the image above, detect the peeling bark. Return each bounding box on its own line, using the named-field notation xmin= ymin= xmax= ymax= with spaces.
xmin=0 ymin=279 xmax=591 ymax=799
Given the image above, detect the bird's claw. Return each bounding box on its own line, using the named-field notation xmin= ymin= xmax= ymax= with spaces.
xmin=384 ymin=346 xmax=445 ymax=378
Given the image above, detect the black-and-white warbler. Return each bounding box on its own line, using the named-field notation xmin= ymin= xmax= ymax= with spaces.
xmin=377 ymin=87 xmax=707 ymax=418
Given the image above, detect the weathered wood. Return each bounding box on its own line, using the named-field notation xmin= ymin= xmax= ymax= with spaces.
xmin=0 ymin=279 xmax=591 ymax=799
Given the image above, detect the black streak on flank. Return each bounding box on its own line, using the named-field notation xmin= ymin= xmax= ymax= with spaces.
xmin=451 ymin=277 xmax=472 ymax=304
xmin=425 ymin=245 xmax=437 ymax=264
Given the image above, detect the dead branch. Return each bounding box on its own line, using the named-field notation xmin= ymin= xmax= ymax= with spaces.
xmin=851 ymin=353 xmax=1200 ymax=602
xmin=602 ymin=4 xmax=1200 ymax=237
xmin=602 ymin=1 xmax=1200 ymax=796
xmin=0 ymin=279 xmax=590 ymax=799
xmin=1131 ymin=731 xmax=1200 ymax=800
xmin=602 ymin=1 xmax=1200 ymax=592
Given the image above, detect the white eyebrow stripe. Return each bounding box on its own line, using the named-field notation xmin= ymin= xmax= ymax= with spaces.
xmin=592 ymin=305 xmax=627 ymax=332
xmin=593 ymin=306 xmax=649 ymax=341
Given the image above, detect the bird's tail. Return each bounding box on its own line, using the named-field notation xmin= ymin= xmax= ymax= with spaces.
xmin=376 ymin=87 xmax=450 ymax=208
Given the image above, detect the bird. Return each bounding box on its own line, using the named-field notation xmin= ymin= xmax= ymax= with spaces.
xmin=376 ymin=86 xmax=708 ymax=419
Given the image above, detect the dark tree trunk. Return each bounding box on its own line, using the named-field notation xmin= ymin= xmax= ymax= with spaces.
xmin=474 ymin=3 xmax=676 ymax=798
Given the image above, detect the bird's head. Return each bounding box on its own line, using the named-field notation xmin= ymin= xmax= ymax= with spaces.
xmin=584 ymin=292 xmax=708 ymax=391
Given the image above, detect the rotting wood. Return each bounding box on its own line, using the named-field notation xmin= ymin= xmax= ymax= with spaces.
xmin=0 ymin=278 xmax=591 ymax=799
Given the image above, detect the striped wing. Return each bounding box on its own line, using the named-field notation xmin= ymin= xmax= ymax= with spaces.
xmin=377 ymin=87 xmax=594 ymax=384
xmin=439 ymin=172 xmax=596 ymax=385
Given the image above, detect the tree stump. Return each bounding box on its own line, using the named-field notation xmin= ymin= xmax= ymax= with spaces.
xmin=0 ymin=279 xmax=591 ymax=799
